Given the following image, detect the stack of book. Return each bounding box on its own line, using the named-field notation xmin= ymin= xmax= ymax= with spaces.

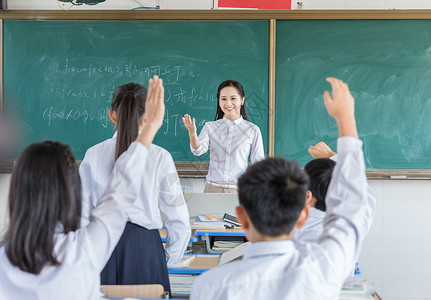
xmin=212 ymin=236 xmax=245 ymax=251
xmin=169 ymin=274 xmax=197 ymax=297
xmin=340 ymin=276 xmax=376 ymax=300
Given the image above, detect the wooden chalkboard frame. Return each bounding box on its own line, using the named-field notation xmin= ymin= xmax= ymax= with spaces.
xmin=2 ymin=10 xmax=431 ymax=179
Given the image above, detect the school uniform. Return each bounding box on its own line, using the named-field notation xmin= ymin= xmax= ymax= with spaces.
xmin=191 ymin=116 xmax=264 ymax=189
xmin=0 ymin=142 xmax=150 ymax=300
xmin=79 ymin=132 xmax=191 ymax=292
xmin=293 ymin=155 xmax=376 ymax=245
xmin=293 ymin=207 xmax=326 ymax=244
xmin=191 ymin=137 xmax=375 ymax=300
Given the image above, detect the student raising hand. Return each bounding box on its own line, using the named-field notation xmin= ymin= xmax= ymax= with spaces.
xmin=80 ymin=74 xmax=190 ymax=294
xmin=323 ymin=77 xmax=358 ymax=139
xmin=308 ymin=141 xmax=336 ymax=159
xmin=136 ymin=75 xmax=165 ymax=148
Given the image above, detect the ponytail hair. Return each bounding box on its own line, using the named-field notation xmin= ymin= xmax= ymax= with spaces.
xmin=214 ymin=80 xmax=250 ymax=121
xmin=4 ymin=141 xmax=81 ymax=274
xmin=111 ymin=83 xmax=147 ymax=160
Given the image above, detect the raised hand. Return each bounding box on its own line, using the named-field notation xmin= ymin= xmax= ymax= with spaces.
xmin=182 ymin=114 xmax=197 ymax=135
xmin=308 ymin=141 xmax=336 ymax=159
xmin=136 ymin=75 xmax=165 ymax=147
xmin=323 ymin=77 xmax=358 ymax=139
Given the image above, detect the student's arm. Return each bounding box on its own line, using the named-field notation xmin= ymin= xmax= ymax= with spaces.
xmin=189 ymin=123 xmax=210 ymax=156
xmin=78 ymin=152 xmax=95 ymax=228
xmin=309 ymin=140 xmax=376 ymax=236
xmin=315 ymin=78 xmax=374 ymax=282
xmin=250 ymin=126 xmax=265 ymax=163
xmin=158 ymin=152 xmax=191 ymax=266
xmin=77 ymin=76 xmax=165 ymax=270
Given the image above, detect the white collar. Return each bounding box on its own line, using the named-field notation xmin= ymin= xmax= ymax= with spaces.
xmin=243 ymin=240 xmax=295 ymax=260
xmin=223 ymin=115 xmax=244 ymax=125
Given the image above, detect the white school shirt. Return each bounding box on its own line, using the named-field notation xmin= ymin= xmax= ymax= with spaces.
xmin=0 ymin=142 xmax=149 ymax=300
xmin=191 ymin=137 xmax=375 ymax=300
xmin=79 ymin=132 xmax=191 ymax=266
xmin=191 ymin=116 xmax=264 ymax=185
xmin=293 ymin=155 xmax=376 ymax=245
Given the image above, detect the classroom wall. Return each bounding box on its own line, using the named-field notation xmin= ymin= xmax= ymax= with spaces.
xmin=5 ymin=0 xmax=431 ymax=10
xmin=5 ymin=0 xmax=212 ymax=10
xmin=3 ymin=1 xmax=431 ymax=300
xmin=0 ymin=176 xmax=430 ymax=300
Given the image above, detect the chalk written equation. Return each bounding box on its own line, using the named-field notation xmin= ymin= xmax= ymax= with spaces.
xmin=42 ymin=105 xmax=208 ymax=137
xmin=42 ymin=60 xmax=215 ymax=136
xmin=42 ymin=88 xmax=215 ymax=136
xmin=48 ymin=59 xmax=201 ymax=82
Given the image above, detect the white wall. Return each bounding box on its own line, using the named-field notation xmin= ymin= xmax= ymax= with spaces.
xmin=5 ymin=0 xmax=431 ymax=10
xmin=1 ymin=176 xmax=430 ymax=299
xmin=6 ymin=0 xmax=213 ymax=10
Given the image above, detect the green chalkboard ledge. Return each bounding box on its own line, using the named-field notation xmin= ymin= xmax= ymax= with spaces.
xmin=2 ymin=160 xmax=431 ymax=180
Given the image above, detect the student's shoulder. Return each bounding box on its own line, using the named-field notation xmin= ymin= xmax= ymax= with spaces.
xmin=149 ymin=144 xmax=176 ymax=168
xmin=193 ymin=259 xmax=248 ymax=291
xmin=82 ymin=138 xmax=115 ymax=164
xmin=85 ymin=137 xmax=115 ymax=156
xmin=149 ymin=143 xmax=172 ymax=158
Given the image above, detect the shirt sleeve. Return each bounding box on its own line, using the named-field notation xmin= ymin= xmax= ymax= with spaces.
xmin=79 ymin=142 xmax=150 ymax=270
xmin=330 ymin=153 xmax=376 ymax=237
xmin=250 ymin=126 xmax=265 ymax=163
xmin=78 ymin=152 xmax=95 ymax=228
xmin=191 ymin=123 xmax=210 ymax=156
xmin=316 ymin=137 xmax=375 ymax=282
xmin=158 ymin=151 xmax=191 ymax=266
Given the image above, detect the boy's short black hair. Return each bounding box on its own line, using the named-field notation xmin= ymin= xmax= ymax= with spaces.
xmin=304 ymin=158 xmax=336 ymax=212
xmin=237 ymin=157 xmax=309 ymax=237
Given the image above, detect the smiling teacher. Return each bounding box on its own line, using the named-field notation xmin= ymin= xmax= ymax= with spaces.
xmin=183 ymin=80 xmax=265 ymax=193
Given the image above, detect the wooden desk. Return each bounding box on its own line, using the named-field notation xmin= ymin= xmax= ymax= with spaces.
xmin=168 ymin=254 xmax=219 ymax=275
xmin=158 ymin=229 xmax=199 ymax=243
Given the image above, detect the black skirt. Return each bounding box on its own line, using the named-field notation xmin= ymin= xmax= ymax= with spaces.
xmin=100 ymin=222 xmax=171 ymax=294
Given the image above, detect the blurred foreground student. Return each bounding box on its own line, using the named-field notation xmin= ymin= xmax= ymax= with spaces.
xmin=0 ymin=76 xmax=165 ymax=299
xmin=80 ymin=80 xmax=190 ymax=292
xmin=294 ymin=141 xmax=375 ymax=244
xmin=191 ymin=78 xmax=375 ymax=300
xmin=183 ymin=80 xmax=264 ymax=193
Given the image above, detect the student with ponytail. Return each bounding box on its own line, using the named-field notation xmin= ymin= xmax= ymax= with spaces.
xmin=183 ymin=80 xmax=265 ymax=193
xmin=0 ymin=76 xmax=165 ymax=299
xmin=79 ymin=81 xmax=190 ymax=293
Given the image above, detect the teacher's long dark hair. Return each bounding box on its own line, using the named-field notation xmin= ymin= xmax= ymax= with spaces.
xmin=214 ymin=80 xmax=250 ymax=121
xmin=111 ymin=83 xmax=147 ymax=160
xmin=4 ymin=141 xmax=81 ymax=274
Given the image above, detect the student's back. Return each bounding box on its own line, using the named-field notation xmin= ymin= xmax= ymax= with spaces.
xmin=80 ymin=133 xmax=186 ymax=234
xmin=0 ymin=76 xmax=166 ymax=300
xmin=1 ymin=225 xmax=115 ymax=298
xmin=191 ymin=78 xmax=375 ymax=300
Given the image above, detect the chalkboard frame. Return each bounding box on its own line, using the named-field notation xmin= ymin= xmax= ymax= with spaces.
xmin=2 ymin=10 xmax=431 ymax=179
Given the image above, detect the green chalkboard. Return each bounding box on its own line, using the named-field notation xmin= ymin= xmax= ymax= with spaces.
xmin=275 ymin=20 xmax=431 ymax=169
xmin=4 ymin=20 xmax=269 ymax=161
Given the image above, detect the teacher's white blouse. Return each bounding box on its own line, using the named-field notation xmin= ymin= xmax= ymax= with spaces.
xmin=191 ymin=116 xmax=265 ymax=185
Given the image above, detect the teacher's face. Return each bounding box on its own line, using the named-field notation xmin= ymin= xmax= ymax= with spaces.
xmin=218 ymin=86 xmax=244 ymax=121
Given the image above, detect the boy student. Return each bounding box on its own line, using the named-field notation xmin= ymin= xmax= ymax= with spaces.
xmin=190 ymin=77 xmax=375 ymax=300
xmin=294 ymin=142 xmax=375 ymax=244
